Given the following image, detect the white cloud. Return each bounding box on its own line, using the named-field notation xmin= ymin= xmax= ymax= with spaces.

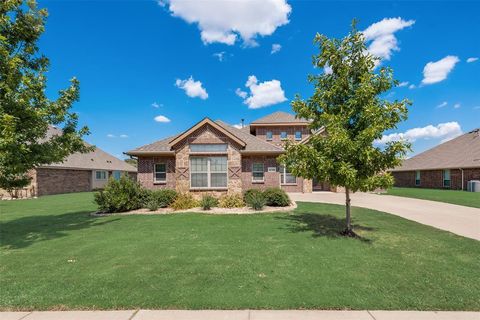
xmin=271 ymin=43 xmax=282 ymax=54
xmin=151 ymin=102 xmax=162 ymax=108
xmin=421 ymin=55 xmax=459 ymax=85
xmin=154 ymin=115 xmax=171 ymax=123
xmin=119 ymin=134 xmax=129 ymax=138
xmin=162 ymin=0 xmax=291 ymax=46
xmin=376 ymin=122 xmax=462 ymax=144
xmin=107 ymin=134 xmax=115 ymax=138
xmin=436 ymin=101 xmax=447 ymax=108
xmin=467 ymin=57 xmax=478 ymax=63
xmin=175 ymin=76 xmax=208 ymax=99
xmin=324 ymin=65 xmax=333 ymax=75
xmin=363 ymin=17 xmax=415 ymax=61
xmin=235 ymin=88 xmax=248 ymax=99
xmin=237 ymin=75 xmax=287 ymax=109
xmin=398 ymin=81 xmax=409 ymax=87
xmin=232 ymin=123 xmax=244 ymax=129
xmin=453 ymin=103 xmax=461 ymax=109
xmin=408 ymin=84 xmax=416 ymax=89
xmin=213 ymin=51 xmax=225 ymax=61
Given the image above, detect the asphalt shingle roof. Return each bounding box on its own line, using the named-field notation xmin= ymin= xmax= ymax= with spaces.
xmin=40 ymin=126 xmax=137 ymax=172
xmin=251 ymin=111 xmax=310 ymax=124
xmin=391 ymin=129 xmax=480 ymax=171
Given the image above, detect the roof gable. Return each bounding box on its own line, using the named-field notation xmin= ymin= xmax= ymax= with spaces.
xmin=169 ymin=118 xmax=246 ymax=148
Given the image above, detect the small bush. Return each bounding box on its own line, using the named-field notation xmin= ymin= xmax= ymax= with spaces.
xmin=244 ymin=188 xmax=264 ymax=203
xmin=146 ymin=199 xmax=159 ymax=211
xmin=145 ymin=189 xmax=177 ymax=208
xmin=171 ymin=193 xmax=200 ymax=210
xmin=263 ymin=187 xmax=290 ymax=207
xmin=219 ymin=193 xmax=245 ymax=208
xmin=94 ymin=176 xmax=144 ymax=213
xmin=246 ymin=191 xmax=266 ymax=210
xmin=200 ymin=195 xmax=218 ymax=210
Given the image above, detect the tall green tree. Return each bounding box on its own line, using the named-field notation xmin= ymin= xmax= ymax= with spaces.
xmin=0 ymin=0 xmax=90 ymax=195
xmin=279 ymin=22 xmax=411 ymax=235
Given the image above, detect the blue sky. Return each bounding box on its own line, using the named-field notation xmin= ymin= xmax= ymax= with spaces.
xmin=38 ymin=0 xmax=479 ymax=159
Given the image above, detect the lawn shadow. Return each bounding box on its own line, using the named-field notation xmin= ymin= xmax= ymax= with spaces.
xmin=0 ymin=211 xmax=119 ymax=249
xmin=278 ymin=212 xmax=374 ymax=243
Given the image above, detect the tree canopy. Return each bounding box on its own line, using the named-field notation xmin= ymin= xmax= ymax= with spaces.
xmin=0 ymin=0 xmax=90 ymax=193
xmin=279 ymin=22 xmax=411 ymax=234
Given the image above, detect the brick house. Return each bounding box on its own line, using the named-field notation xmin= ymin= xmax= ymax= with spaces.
xmin=0 ymin=126 xmax=137 ymax=199
xmin=126 ymin=111 xmax=331 ymax=196
xmin=390 ymin=128 xmax=480 ymax=190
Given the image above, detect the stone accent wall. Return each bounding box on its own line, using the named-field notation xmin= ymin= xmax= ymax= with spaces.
xmin=36 ymin=168 xmax=91 ymax=196
xmin=254 ymin=125 xmax=310 ymax=147
xmin=137 ymin=156 xmax=176 ymax=189
xmin=392 ymin=168 xmax=480 ymax=190
xmin=0 ymin=169 xmax=37 ymax=199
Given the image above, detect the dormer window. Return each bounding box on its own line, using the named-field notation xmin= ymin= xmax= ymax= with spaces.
xmin=266 ymin=131 xmax=273 ymax=141
xmin=295 ymin=131 xmax=302 ymax=141
xmin=280 ymin=132 xmax=287 ymax=140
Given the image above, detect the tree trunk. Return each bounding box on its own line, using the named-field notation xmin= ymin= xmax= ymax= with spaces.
xmin=344 ymin=187 xmax=353 ymax=235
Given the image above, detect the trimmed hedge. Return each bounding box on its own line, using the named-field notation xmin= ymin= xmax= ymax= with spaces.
xmin=94 ymin=176 xmax=144 ymax=213
xmin=263 ymin=188 xmax=290 ymax=207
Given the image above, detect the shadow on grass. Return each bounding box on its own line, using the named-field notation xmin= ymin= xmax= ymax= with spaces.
xmin=0 ymin=211 xmax=119 ymax=249
xmin=278 ymin=213 xmax=374 ymax=243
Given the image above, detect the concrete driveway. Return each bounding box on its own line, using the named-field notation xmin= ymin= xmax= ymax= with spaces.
xmin=289 ymin=192 xmax=480 ymax=241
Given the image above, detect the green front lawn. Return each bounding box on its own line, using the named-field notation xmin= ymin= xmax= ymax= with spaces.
xmin=1 ymin=192 xmax=479 ymax=311
xmin=385 ymin=187 xmax=480 ymax=208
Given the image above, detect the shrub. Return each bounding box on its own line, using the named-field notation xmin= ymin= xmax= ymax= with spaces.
xmin=94 ymin=176 xmax=144 ymax=213
xmin=246 ymin=191 xmax=266 ymax=210
xmin=145 ymin=189 xmax=177 ymax=208
xmin=171 ymin=193 xmax=200 ymax=210
xmin=263 ymin=187 xmax=290 ymax=207
xmin=218 ymin=193 xmax=245 ymax=208
xmin=200 ymin=195 xmax=218 ymax=210
xmin=146 ymin=199 xmax=159 ymax=211
xmin=244 ymin=188 xmax=264 ymax=203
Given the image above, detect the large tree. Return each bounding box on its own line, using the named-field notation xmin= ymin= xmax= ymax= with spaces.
xmin=0 ymin=0 xmax=90 ymax=195
xmin=279 ymin=22 xmax=411 ymax=236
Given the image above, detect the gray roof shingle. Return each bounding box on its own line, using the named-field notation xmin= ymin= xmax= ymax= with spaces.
xmin=391 ymin=129 xmax=480 ymax=171
xmin=251 ymin=111 xmax=309 ymax=124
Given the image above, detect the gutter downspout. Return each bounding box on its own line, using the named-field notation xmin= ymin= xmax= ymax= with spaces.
xmin=460 ymin=168 xmax=464 ymax=191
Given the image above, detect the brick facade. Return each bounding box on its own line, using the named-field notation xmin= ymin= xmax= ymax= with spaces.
xmin=36 ymin=168 xmax=92 ymax=196
xmin=392 ymin=168 xmax=480 ymax=190
xmin=254 ymin=125 xmax=310 ymax=148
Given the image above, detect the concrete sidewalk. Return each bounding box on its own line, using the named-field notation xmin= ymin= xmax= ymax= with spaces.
xmin=290 ymin=192 xmax=480 ymax=240
xmin=1 ymin=310 xmax=479 ymax=320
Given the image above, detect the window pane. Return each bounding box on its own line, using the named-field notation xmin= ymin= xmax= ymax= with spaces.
xmin=253 ymin=163 xmax=263 ymax=172
xmin=156 ymin=172 xmax=166 ymax=181
xmin=285 ymin=174 xmax=297 ymax=184
xmin=191 ymin=173 xmax=208 ymax=187
xmin=253 ymin=172 xmax=264 ymax=181
xmin=280 ymin=132 xmax=287 ymax=139
xmin=295 ymin=131 xmax=302 ymax=140
xmin=266 ymin=131 xmax=273 ymax=140
xmin=443 ymin=169 xmax=450 ymax=180
xmin=211 ymin=173 xmax=227 ymax=187
xmin=155 ymin=163 xmax=166 ymax=173
xmin=191 ymin=157 xmax=208 ymax=172
xmin=190 ymin=144 xmax=227 ymax=152
xmin=210 ymin=157 xmax=227 ymax=172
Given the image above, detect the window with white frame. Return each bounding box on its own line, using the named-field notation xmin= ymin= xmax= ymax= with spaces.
xmin=415 ymin=170 xmax=420 ymax=186
xmin=154 ymin=163 xmax=166 ymax=183
xmin=190 ymin=156 xmax=227 ymax=188
xmin=280 ymin=131 xmax=287 ymax=140
xmin=190 ymin=144 xmax=227 ymax=152
xmin=280 ymin=165 xmax=296 ymax=184
xmin=443 ymin=169 xmax=451 ymax=187
xmin=95 ymin=170 xmax=107 ymax=180
xmin=295 ymin=131 xmax=302 ymax=141
xmin=252 ymin=162 xmax=264 ymax=182
xmin=266 ymin=131 xmax=273 ymax=141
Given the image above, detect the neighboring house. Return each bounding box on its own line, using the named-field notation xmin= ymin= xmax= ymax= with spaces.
xmin=126 ymin=111 xmax=333 ymax=196
xmin=0 ymin=126 xmax=137 ymax=199
xmin=390 ymin=128 xmax=480 ymax=190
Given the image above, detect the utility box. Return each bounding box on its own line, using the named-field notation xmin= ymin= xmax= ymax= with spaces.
xmin=467 ymin=180 xmax=480 ymax=192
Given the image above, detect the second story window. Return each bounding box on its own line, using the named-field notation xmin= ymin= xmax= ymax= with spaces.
xmin=266 ymin=131 xmax=273 ymax=141
xmin=295 ymin=131 xmax=302 ymax=141
xmin=280 ymin=131 xmax=287 ymax=140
